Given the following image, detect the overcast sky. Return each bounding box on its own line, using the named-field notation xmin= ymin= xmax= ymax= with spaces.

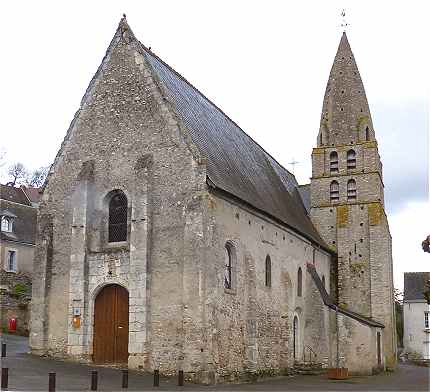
xmin=1 ymin=0 xmax=428 ymax=290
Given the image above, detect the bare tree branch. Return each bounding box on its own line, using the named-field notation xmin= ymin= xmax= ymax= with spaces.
xmin=25 ymin=166 xmax=50 ymax=187
xmin=7 ymin=162 xmax=27 ymax=186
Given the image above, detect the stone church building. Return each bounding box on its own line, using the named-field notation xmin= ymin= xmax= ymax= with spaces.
xmin=30 ymin=18 xmax=396 ymax=382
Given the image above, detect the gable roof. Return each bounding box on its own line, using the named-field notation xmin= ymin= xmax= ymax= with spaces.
xmin=20 ymin=186 xmax=42 ymax=204
xmin=0 ymin=184 xmax=31 ymax=206
xmin=47 ymin=18 xmax=330 ymax=252
xmin=117 ymin=20 xmax=329 ymax=251
xmin=297 ymin=184 xmax=311 ymax=214
xmin=0 ymin=200 xmax=37 ymax=245
xmin=404 ymin=272 xmax=430 ymax=301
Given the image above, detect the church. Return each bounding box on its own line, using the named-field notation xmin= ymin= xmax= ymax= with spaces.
xmin=30 ymin=17 xmax=396 ymax=383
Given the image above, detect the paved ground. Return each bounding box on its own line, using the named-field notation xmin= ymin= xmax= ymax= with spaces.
xmin=0 ymin=334 xmax=428 ymax=391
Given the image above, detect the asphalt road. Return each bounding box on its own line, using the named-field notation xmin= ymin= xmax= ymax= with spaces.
xmin=0 ymin=334 xmax=428 ymax=391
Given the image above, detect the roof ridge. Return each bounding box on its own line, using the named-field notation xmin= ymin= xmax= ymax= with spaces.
xmin=135 ymin=40 xmax=296 ymax=180
xmin=19 ymin=186 xmax=32 ymax=205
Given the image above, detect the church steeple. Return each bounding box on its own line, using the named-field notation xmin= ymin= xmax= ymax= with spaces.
xmin=318 ymin=33 xmax=375 ymax=147
xmin=310 ymin=31 xmax=397 ymax=367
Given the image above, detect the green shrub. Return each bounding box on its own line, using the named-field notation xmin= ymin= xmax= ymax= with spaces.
xmin=13 ymin=283 xmax=29 ymax=296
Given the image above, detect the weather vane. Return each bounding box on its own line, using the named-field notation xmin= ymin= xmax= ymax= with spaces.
xmin=288 ymin=157 xmax=299 ymax=174
xmin=341 ymin=9 xmax=349 ymax=32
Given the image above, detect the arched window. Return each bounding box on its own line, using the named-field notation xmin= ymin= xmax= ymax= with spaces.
xmin=6 ymin=250 xmax=17 ymax=272
xmin=108 ymin=191 xmax=128 ymax=243
xmin=347 ymin=179 xmax=357 ymax=201
xmin=365 ymin=126 xmax=370 ymax=141
xmin=322 ymin=275 xmax=326 ymax=289
xmin=330 ymin=181 xmax=339 ymax=201
xmin=265 ymin=255 xmax=272 ymax=287
xmin=224 ymin=242 xmax=235 ymax=290
xmin=347 ymin=149 xmax=356 ymax=169
xmin=319 ymin=132 xmax=323 ymax=146
xmin=329 ymin=151 xmax=339 ymax=173
xmin=297 ymin=267 xmax=303 ymax=297
xmin=1 ymin=217 xmax=11 ymax=232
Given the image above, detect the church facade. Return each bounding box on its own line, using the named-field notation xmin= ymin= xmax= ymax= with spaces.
xmin=30 ymin=18 xmax=396 ymax=383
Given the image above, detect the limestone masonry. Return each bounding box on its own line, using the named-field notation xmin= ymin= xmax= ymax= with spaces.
xmin=30 ymin=18 xmax=396 ymax=383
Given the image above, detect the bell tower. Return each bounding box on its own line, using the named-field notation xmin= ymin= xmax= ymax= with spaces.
xmin=310 ymin=33 xmax=396 ymax=365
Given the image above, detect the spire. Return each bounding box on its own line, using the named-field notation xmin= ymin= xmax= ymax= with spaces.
xmin=114 ymin=13 xmax=137 ymax=44
xmin=318 ymin=33 xmax=374 ymax=147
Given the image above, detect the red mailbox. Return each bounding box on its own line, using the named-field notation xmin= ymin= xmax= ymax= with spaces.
xmin=8 ymin=318 xmax=17 ymax=332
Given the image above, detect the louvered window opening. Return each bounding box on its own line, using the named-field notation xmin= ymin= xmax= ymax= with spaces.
xmin=330 ymin=181 xmax=340 ymax=201
xmin=347 ymin=179 xmax=357 ymax=201
xmin=108 ymin=193 xmax=128 ymax=242
xmin=330 ymin=152 xmax=339 ymax=173
xmin=347 ymin=149 xmax=356 ymax=169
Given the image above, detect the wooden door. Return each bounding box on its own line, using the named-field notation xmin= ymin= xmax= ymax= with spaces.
xmin=93 ymin=285 xmax=129 ymax=364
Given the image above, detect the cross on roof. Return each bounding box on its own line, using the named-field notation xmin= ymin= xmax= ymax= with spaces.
xmin=288 ymin=158 xmax=300 ymax=174
xmin=341 ymin=9 xmax=349 ymax=32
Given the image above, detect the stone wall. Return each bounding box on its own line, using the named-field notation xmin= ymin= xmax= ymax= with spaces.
xmin=332 ymin=312 xmax=383 ymax=375
xmin=202 ymin=192 xmax=333 ymax=382
xmin=0 ymin=270 xmax=32 ymax=335
xmin=30 ymin=28 xmax=206 ymax=368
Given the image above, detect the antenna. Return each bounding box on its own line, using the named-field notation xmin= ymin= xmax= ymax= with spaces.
xmin=340 ymin=9 xmax=349 ymax=32
xmin=288 ymin=158 xmax=300 ymax=174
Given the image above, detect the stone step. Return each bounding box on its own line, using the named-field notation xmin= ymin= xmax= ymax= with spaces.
xmin=293 ymin=362 xmax=326 ymax=376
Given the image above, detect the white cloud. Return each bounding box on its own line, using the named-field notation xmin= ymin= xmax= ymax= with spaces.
xmin=390 ymin=201 xmax=430 ymax=291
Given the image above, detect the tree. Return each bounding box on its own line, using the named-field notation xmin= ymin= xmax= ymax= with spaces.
xmin=7 ymin=162 xmax=27 ymax=186
xmin=422 ymin=235 xmax=430 ymax=253
xmin=394 ymin=288 xmax=404 ymax=348
xmin=26 ymin=166 xmax=49 ymax=187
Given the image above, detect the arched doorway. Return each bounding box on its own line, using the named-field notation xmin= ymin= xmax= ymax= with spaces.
xmin=293 ymin=316 xmax=299 ymax=361
xmin=93 ymin=284 xmax=129 ymax=364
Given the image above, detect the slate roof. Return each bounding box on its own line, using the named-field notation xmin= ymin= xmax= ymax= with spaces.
xmin=307 ymin=263 xmax=385 ymax=328
xmin=20 ymin=186 xmax=42 ymax=204
xmin=1 ymin=185 xmax=37 ymax=245
xmin=47 ymin=18 xmax=329 ymax=252
xmin=0 ymin=184 xmax=31 ymax=206
xmin=404 ymin=272 xmax=430 ymax=301
xmin=297 ymin=184 xmax=311 ymax=214
xmin=115 ymin=20 xmax=329 ymax=251
xmin=0 ymin=200 xmax=37 ymax=245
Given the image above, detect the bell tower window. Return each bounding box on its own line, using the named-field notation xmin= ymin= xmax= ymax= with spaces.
xmin=347 ymin=179 xmax=357 ymax=201
xmin=365 ymin=126 xmax=370 ymax=141
xmin=347 ymin=149 xmax=356 ymax=169
xmin=330 ymin=181 xmax=340 ymax=202
xmin=329 ymin=151 xmax=339 ymax=173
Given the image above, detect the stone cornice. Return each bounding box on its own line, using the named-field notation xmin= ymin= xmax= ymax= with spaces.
xmin=311 ymin=170 xmax=383 ymax=184
xmin=313 ymin=140 xmax=378 ymax=154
